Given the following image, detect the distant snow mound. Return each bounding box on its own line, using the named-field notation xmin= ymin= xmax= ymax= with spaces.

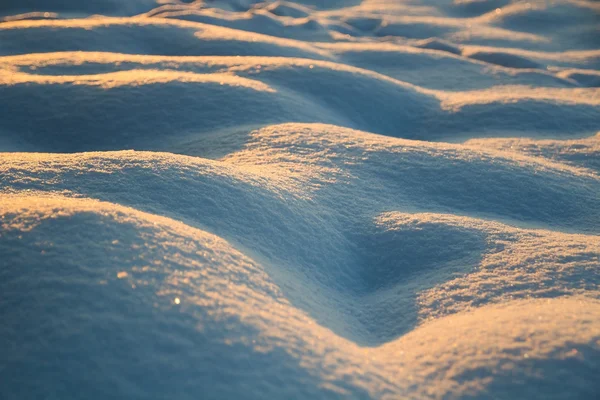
xmin=466 ymin=50 xmax=542 ymax=69
xmin=0 ymin=0 xmax=157 ymax=17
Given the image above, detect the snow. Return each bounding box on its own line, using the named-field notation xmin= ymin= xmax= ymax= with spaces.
xmin=1 ymin=0 xmax=599 ymax=399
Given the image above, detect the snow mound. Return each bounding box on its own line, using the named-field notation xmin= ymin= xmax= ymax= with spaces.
xmin=1 ymin=194 xmax=599 ymax=398
xmin=2 ymin=139 xmax=599 ymax=348
xmin=0 ymin=0 xmax=157 ymax=17
xmin=466 ymin=132 xmax=600 ymax=174
xmin=1 ymin=53 xmax=599 ymax=150
xmin=0 ymin=194 xmax=347 ymax=399
xmin=224 ymin=123 xmax=600 ymax=233
xmin=465 ymin=49 xmax=542 ymax=69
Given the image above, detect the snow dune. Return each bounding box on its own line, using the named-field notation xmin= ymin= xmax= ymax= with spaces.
xmin=1 ymin=0 xmax=599 ymax=399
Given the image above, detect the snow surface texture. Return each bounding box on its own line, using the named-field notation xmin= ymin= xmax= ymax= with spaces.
xmin=0 ymin=0 xmax=599 ymax=399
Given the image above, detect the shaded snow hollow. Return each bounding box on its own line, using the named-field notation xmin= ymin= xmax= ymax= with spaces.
xmin=1 ymin=1 xmax=599 ymax=399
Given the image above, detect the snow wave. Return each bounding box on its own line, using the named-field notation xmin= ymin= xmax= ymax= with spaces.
xmin=1 ymin=53 xmax=599 ymax=152
xmin=2 ymin=194 xmax=599 ymax=399
xmin=1 ymin=0 xmax=599 ymax=399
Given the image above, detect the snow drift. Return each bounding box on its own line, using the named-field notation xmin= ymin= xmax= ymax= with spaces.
xmin=1 ymin=0 xmax=599 ymax=399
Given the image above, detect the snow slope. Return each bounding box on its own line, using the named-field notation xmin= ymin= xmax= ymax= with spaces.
xmin=1 ymin=1 xmax=599 ymax=399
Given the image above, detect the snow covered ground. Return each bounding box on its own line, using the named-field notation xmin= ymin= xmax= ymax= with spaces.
xmin=1 ymin=0 xmax=599 ymax=399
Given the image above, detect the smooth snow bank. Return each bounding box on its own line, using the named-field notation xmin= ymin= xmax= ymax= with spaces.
xmin=1 ymin=0 xmax=599 ymax=399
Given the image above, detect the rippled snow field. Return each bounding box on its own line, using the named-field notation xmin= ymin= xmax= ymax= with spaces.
xmin=1 ymin=1 xmax=599 ymax=399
